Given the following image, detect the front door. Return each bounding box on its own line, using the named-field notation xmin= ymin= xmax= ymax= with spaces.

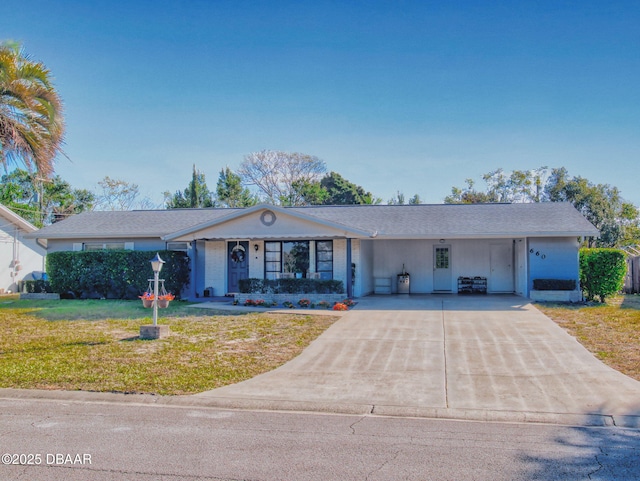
xmin=433 ymin=245 xmax=452 ymax=291
xmin=228 ymin=241 xmax=249 ymax=293
xmin=490 ymin=243 xmax=514 ymax=292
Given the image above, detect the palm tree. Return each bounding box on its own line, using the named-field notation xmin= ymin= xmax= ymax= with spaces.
xmin=0 ymin=42 xmax=65 ymax=177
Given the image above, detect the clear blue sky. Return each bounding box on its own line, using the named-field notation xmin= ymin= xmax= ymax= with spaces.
xmin=3 ymin=0 xmax=639 ymax=207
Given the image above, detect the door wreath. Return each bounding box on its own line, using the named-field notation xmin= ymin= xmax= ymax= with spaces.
xmin=231 ymin=245 xmax=246 ymax=263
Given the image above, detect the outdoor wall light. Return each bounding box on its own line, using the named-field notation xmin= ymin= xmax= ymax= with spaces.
xmin=254 ymin=244 xmax=259 ymax=251
xmin=439 ymin=239 xmax=445 ymax=243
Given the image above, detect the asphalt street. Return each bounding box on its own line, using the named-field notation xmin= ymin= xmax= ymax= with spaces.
xmin=1 ymin=398 xmax=639 ymax=481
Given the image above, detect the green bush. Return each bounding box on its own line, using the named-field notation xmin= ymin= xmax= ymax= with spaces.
xmin=46 ymin=250 xmax=190 ymax=300
xmin=579 ymin=248 xmax=627 ymax=302
xmin=239 ymin=278 xmax=344 ymax=294
xmin=21 ymin=280 xmax=53 ymax=293
xmin=532 ymin=279 xmax=577 ymax=291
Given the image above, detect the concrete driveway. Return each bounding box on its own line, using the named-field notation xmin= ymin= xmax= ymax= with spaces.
xmin=192 ymin=295 xmax=640 ymax=427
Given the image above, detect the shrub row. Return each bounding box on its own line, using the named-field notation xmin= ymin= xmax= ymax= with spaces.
xmin=579 ymin=248 xmax=626 ymax=302
xmin=21 ymin=280 xmax=53 ymax=294
xmin=532 ymin=279 xmax=576 ymax=291
xmin=239 ymin=278 xmax=344 ymax=294
xmin=46 ymin=250 xmax=190 ymax=300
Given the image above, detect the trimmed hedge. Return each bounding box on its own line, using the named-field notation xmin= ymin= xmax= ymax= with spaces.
xmin=21 ymin=280 xmax=53 ymax=294
xmin=239 ymin=278 xmax=344 ymax=295
xmin=532 ymin=279 xmax=577 ymax=291
xmin=46 ymin=250 xmax=190 ymax=300
xmin=579 ymin=248 xmax=626 ymax=302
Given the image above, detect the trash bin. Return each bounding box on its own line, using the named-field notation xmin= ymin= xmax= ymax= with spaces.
xmin=397 ymin=274 xmax=410 ymax=294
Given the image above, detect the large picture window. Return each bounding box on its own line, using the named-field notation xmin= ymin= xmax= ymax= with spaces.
xmin=264 ymin=240 xmax=333 ymax=280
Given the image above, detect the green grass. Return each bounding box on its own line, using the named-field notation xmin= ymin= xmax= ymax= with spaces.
xmin=537 ymin=294 xmax=640 ymax=381
xmin=0 ymin=297 xmax=338 ymax=395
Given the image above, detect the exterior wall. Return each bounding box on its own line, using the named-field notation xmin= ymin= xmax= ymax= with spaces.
xmin=333 ymin=238 xmax=348 ymax=292
xmin=372 ymin=239 xmax=433 ymax=293
xmin=249 ymin=240 xmax=265 ymax=279
xmin=0 ymin=225 xmax=46 ymax=293
xmin=352 ymin=239 xmax=374 ymax=297
xmin=204 ymin=240 xmax=226 ymax=297
xmin=527 ymin=237 xmax=580 ymax=294
xmin=201 ymin=238 xmax=350 ymax=299
xmin=369 ymin=238 xmax=518 ymax=294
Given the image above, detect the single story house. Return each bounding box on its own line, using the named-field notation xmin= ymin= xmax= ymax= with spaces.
xmin=26 ymin=202 xmax=598 ymax=300
xmin=0 ymin=204 xmax=47 ymax=294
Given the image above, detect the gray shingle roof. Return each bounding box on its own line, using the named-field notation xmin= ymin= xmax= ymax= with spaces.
xmin=287 ymin=203 xmax=599 ymax=238
xmin=28 ymin=202 xmax=599 ymax=240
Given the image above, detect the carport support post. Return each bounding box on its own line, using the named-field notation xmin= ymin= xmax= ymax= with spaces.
xmin=346 ymin=238 xmax=352 ymax=298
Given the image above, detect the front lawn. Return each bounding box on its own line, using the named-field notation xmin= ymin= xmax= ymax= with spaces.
xmin=0 ymin=297 xmax=338 ymax=395
xmin=537 ymin=294 xmax=640 ymax=381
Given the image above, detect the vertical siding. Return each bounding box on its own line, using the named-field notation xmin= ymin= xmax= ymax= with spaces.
xmin=205 ymin=241 xmax=226 ymax=296
xmin=249 ymin=241 xmax=264 ymax=279
xmin=333 ymin=238 xmax=347 ymax=291
xmin=353 ymin=239 xmax=374 ymax=297
xmin=373 ymin=240 xmax=432 ymax=293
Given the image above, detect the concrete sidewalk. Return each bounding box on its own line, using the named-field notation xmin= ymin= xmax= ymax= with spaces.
xmin=188 ymin=294 xmax=640 ymax=427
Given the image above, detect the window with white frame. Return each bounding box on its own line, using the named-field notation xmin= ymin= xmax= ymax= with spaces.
xmin=83 ymin=242 xmax=127 ymax=251
xmin=166 ymin=242 xmax=189 ymax=252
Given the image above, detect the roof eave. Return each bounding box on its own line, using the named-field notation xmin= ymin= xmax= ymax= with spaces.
xmin=0 ymin=205 xmax=38 ymax=233
xmin=163 ymin=203 xmax=372 ymax=241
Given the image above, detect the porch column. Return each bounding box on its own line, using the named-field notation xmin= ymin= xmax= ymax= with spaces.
xmin=188 ymin=241 xmax=197 ymax=300
xmin=346 ymin=238 xmax=352 ymax=298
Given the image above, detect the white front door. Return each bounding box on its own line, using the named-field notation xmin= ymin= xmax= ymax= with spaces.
xmin=433 ymin=245 xmax=452 ymax=291
xmin=490 ymin=243 xmax=514 ymax=292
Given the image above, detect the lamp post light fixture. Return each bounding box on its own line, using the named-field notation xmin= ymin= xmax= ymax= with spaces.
xmin=140 ymin=253 xmax=169 ymax=340
xmin=150 ymin=253 xmax=165 ymax=327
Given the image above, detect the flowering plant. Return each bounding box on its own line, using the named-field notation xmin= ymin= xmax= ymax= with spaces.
xmin=333 ymin=302 xmax=348 ymax=311
xmin=341 ymin=298 xmax=355 ymax=307
xmin=139 ymin=292 xmax=174 ymax=301
xmin=298 ymin=298 xmax=311 ymax=308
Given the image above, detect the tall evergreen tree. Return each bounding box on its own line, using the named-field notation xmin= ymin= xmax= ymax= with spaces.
xmin=164 ymin=165 xmax=214 ymax=208
xmin=216 ymin=167 xmax=257 ymax=208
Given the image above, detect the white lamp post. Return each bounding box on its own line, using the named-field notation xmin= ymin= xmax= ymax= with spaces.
xmin=150 ymin=253 xmax=165 ymax=327
xmin=140 ymin=253 xmax=169 ymax=340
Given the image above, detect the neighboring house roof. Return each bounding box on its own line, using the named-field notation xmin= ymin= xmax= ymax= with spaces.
xmin=27 ymin=202 xmax=599 ymax=241
xmin=0 ymin=204 xmax=39 ymax=233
